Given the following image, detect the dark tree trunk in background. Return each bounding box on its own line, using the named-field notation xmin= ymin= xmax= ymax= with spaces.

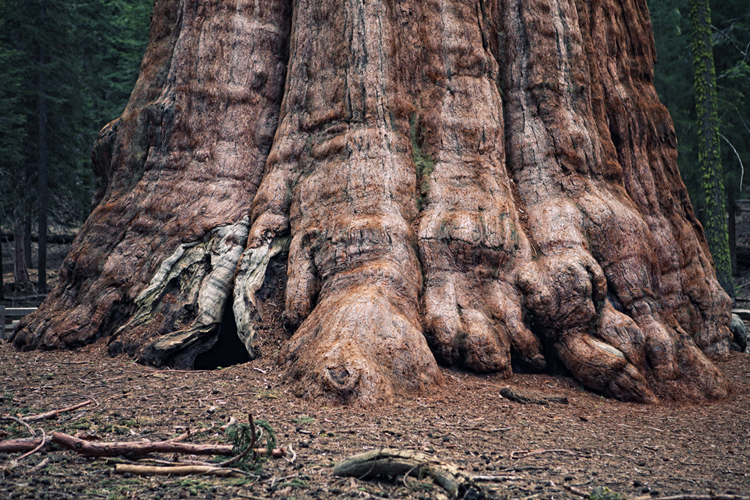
xmin=13 ymin=225 xmax=29 ymax=284
xmin=37 ymin=0 xmax=48 ymax=294
xmin=23 ymin=219 xmax=31 ymax=270
xmin=0 ymin=234 xmax=4 ymax=301
xmin=12 ymin=0 xmax=733 ymax=405
xmin=728 ymin=192 xmax=737 ymax=277
xmin=689 ymin=0 xmax=732 ymax=297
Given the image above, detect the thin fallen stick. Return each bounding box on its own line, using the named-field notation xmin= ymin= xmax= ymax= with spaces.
xmin=115 ymin=463 xmax=246 ymax=478
xmin=286 ymin=444 xmax=296 ymax=464
xmin=510 ymin=449 xmax=576 ymax=459
xmin=14 ymin=429 xmax=47 ymax=463
xmin=0 ymin=416 xmax=36 ymax=436
xmin=472 ymin=475 xmax=522 ymax=481
xmin=22 ymin=400 xmax=93 ymax=421
xmin=51 ymin=432 xmax=234 ymax=457
xmin=657 ymin=496 xmax=750 ymax=500
xmin=0 ymin=438 xmax=43 ymax=453
xmin=29 ymin=457 xmax=50 ymax=474
xmin=4 ymin=431 xmax=284 ymax=459
xmin=563 ymin=485 xmax=589 ymax=498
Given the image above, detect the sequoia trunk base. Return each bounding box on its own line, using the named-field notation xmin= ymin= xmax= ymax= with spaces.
xmin=12 ymin=0 xmax=732 ymax=405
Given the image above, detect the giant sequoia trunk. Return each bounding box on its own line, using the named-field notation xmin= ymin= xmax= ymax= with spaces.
xmin=11 ymin=0 xmax=733 ymax=404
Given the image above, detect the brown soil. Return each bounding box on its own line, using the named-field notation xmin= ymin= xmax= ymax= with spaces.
xmin=1 ymin=333 xmax=749 ymax=500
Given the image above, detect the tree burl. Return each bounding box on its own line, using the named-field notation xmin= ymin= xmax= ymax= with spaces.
xmin=12 ymin=0 xmax=733 ymax=405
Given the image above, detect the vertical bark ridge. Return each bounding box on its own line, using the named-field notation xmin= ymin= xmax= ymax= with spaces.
xmin=578 ymin=0 xmax=731 ymax=357
xmin=13 ymin=0 xmax=293 ymax=358
xmin=415 ymin=0 xmax=544 ymax=374
xmin=498 ymin=0 xmax=728 ymax=400
xmin=244 ymin=0 xmax=441 ymax=404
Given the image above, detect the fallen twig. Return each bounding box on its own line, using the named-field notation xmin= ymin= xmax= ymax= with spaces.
xmin=115 ymin=463 xmax=246 ymax=477
xmin=656 ymin=496 xmax=750 ymax=500
xmin=510 ymin=449 xmax=576 ymax=459
xmin=0 ymin=433 xmax=285 ymax=459
xmin=563 ymin=485 xmax=589 ymax=497
xmin=286 ymin=443 xmax=296 ymax=464
xmin=51 ymin=432 xmax=234 ymax=457
xmin=29 ymin=457 xmax=50 ymax=474
xmin=22 ymin=400 xmax=93 ymax=421
xmin=14 ymin=429 xmax=47 ymax=463
xmin=0 ymin=416 xmax=36 ymax=436
xmin=472 ymin=474 xmax=522 ymax=481
xmin=0 ymin=438 xmax=43 ymax=453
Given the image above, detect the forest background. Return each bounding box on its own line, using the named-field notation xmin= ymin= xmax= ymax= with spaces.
xmin=0 ymin=0 xmax=748 ymax=301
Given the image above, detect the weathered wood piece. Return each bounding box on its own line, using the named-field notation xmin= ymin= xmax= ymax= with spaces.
xmin=333 ymin=449 xmax=486 ymax=499
xmin=0 ymin=438 xmax=43 ymax=453
xmin=500 ymin=387 xmax=568 ymax=405
xmin=21 ymin=400 xmax=92 ymax=421
xmin=50 ymin=432 xmax=234 ymax=457
xmin=115 ymin=463 xmax=245 ymax=478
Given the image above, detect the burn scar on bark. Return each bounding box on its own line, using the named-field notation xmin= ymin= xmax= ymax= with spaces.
xmin=108 ymin=218 xmax=249 ymax=368
xmin=233 ymin=235 xmax=290 ymax=359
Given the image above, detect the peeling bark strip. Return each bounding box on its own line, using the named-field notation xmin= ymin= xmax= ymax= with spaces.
xmin=12 ymin=0 xmax=732 ymax=405
xmin=234 ymin=235 xmax=290 ymax=359
xmin=109 ymin=219 xmax=250 ymax=367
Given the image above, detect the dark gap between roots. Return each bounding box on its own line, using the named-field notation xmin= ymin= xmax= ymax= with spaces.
xmin=194 ymin=296 xmax=250 ymax=370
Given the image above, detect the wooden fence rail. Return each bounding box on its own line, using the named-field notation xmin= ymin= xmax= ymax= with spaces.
xmin=0 ymin=306 xmax=37 ymax=340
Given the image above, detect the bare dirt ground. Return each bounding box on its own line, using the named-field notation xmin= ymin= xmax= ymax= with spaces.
xmin=1 ymin=334 xmax=749 ymax=500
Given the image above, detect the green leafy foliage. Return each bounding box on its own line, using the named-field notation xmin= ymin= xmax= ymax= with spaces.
xmin=410 ymin=113 xmax=436 ymax=210
xmin=651 ymin=0 xmax=749 ymax=206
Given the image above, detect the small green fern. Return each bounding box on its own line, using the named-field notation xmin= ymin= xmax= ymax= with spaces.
xmin=225 ymin=415 xmax=277 ymax=472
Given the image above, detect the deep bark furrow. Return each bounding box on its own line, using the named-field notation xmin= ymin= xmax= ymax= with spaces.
xmin=416 ymin=0 xmax=543 ymax=373
xmin=498 ymin=0 xmax=728 ymax=400
xmin=247 ymin=0 xmax=441 ymax=404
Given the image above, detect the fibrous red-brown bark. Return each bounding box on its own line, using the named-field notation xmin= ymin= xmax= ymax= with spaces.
xmin=12 ymin=0 xmax=732 ymax=404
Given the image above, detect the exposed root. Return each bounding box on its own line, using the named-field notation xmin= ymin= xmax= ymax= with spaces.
xmin=280 ymin=283 xmax=442 ymax=405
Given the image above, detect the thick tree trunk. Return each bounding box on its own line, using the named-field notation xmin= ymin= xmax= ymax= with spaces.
xmin=0 ymin=232 xmax=4 ymax=301
xmin=23 ymin=218 xmax=31 ymax=270
xmin=12 ymin=0 xmax=732 ymax=404
xmin=13 ymin=225 xmax=29 ymax=284
xmin=728 ymin=192 xmax=737 ymax=277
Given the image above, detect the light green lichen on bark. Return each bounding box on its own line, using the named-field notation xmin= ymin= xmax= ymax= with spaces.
xmin=689 ymin=0 xmax=733 ymax=298
xmin=233 ymin=236 xmax=290 ymax=359
xmin=410 ymin=113 xmax=436 ymax=210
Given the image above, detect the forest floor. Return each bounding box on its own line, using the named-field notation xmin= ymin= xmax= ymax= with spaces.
xmin=1 ymin=211 xmax=750 ymax=500
xmin=1 ymin=329 xmax=749 ymax=500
